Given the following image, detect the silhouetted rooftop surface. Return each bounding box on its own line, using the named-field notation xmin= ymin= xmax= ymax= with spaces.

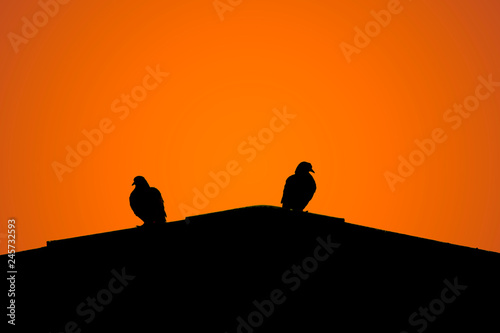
xmin=7 ymin=206 xmax=500 ymax=332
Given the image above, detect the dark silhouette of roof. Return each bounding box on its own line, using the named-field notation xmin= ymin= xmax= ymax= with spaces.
xmin=6 ymin=206 xmax=500 ymax=332
xmin=129 ymin=176 xmax=166 ymax=225
xmin=281 ymin=161 xmax=316 ymax=211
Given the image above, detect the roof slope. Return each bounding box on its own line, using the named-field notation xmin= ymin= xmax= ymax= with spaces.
xmin=7 ymin=206 xmax=500 ymax=332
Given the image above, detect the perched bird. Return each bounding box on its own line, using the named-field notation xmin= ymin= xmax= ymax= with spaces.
xmin=129 ymin=176 xmax=167 ymax=226
xmin=281 ymin=162 xmax=316 ymax=211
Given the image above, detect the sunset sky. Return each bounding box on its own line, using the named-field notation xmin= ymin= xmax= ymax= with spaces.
xmin=1 ymin=0 xmax=499 ymax=254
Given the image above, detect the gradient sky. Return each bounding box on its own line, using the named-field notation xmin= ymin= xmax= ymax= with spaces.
xmin=1 ymin=0 xmax=499 ymax=254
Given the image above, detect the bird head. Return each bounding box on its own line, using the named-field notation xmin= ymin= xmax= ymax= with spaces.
xmin=132 ymin=176 xmax=149 ymax=188
xmin=295 ymin=161 xmax=315 ymax=174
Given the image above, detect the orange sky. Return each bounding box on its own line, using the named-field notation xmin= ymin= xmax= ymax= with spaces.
xmin=1 ymin=0 xmax=499 ymax=254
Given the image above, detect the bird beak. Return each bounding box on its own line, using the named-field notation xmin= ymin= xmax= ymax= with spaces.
xmin=132 ymin=181 xmax=135 ymax=186
xmin=311 ymin=169 xmax=315 ymax=173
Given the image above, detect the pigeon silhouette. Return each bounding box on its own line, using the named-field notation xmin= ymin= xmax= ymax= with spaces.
xmin=281 ymin=162 xmax=316 ymax=211
xmin=129 ymin=176 xmax=167 ymax=226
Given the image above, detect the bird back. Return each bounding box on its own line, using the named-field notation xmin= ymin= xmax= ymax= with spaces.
xmin=281 ymin=173 xmax=316 ymax=211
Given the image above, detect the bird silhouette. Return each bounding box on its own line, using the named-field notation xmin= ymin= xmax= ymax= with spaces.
xmin=281 ymin=162 xmax=316 ymax=211
xmin=129 ymin=176 xmax=167 ymax=226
